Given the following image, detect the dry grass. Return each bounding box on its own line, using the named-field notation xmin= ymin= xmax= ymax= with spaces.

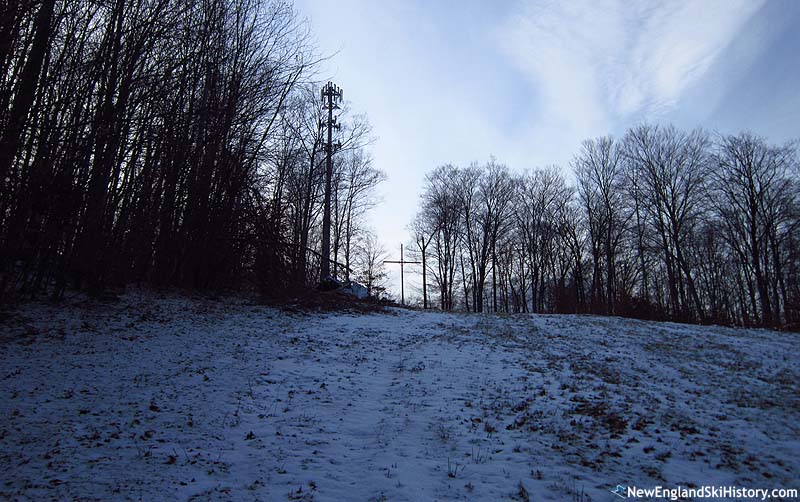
xmin=265 ymin=288 xmax=395 ymax=314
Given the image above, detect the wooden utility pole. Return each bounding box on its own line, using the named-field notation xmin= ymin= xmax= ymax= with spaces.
xmin=384 ymin=244 xmax=420 ymax=306
xmin=420 ymin=236 xmax=428 ymax=309
xmin=320 ymin=82 xmax=342 ymax=281
xmin=416 ymin=235 xmax=430 ymax=309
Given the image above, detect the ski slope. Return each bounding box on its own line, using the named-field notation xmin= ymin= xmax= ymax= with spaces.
xmin=1 ymin=293 xmax=798 ymax=500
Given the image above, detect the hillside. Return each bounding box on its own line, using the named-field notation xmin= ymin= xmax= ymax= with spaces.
xmin=1 ymin=294 xmax=798 ymax=500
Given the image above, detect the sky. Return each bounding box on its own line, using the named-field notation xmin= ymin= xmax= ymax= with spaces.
xmin=294 ymin=0 xmax=800 ymax=301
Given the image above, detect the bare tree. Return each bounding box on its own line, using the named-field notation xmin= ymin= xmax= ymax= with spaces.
xmin=454 ymin=159 xmax=513 ymax=312
xmin=332 ymin=149 xmax=385 ymax=280
xmin=710 ymin=133 xmax=799 ymax=326
xmin=355 ymin=231 xmax=388 ymax=298
xmin=514 ymin=167 xmax=571 ymax=312
xmin=408 ymin=125 xmax=796 ymax=328
xmin=409 ymin=214 xmax=437 ymax=309
xmin=573 ymin=136 xmax=626 ymax=314
xmin=0 ymin=0 xmax=389 ymax=302
xmin=621 ymin=125 xmax=709 ymax=322
xmin=418 ymin=164 xmax=461 ymax=310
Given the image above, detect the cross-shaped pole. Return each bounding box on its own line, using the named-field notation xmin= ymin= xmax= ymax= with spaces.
xmin=383 ymin=243 xmax=420 ymax=306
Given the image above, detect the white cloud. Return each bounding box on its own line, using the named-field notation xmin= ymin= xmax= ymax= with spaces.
xmin=498 ymin=0 xmax=765 ymax=131
xmin=295 ymin=0 xmax=774 ymax=299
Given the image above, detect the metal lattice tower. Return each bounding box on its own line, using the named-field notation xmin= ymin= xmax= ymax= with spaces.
xmin=320 ymin=82 xmax=342 ymax=281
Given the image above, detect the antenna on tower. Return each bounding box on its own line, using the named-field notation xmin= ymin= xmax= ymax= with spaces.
xmin=319 ymin=81 xmax=344 ymax=283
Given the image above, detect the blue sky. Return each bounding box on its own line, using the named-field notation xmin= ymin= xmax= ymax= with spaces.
xmin=295 ymin=0 xmax=800 ymax=299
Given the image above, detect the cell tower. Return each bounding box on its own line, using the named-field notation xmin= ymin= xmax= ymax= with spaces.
xmin=320 ymin=82 xmax=343 ymax=282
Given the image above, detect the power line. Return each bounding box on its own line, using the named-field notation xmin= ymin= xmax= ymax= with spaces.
xmin=384 ymin=243 xmax=420 ymax=306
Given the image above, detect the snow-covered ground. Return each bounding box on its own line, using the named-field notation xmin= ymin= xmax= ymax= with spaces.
xmin=1 ymin=293 xmax=798 ymax=501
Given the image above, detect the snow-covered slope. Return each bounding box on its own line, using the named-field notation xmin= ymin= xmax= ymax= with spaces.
xmin=1 ymin=294 xmax=798 ymax=500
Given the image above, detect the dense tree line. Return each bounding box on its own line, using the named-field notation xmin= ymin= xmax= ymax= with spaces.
xmin=413 ymin=126 xmax=800 ymax=329
xmin=0 ymin=0 xmax=383 ymax=300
